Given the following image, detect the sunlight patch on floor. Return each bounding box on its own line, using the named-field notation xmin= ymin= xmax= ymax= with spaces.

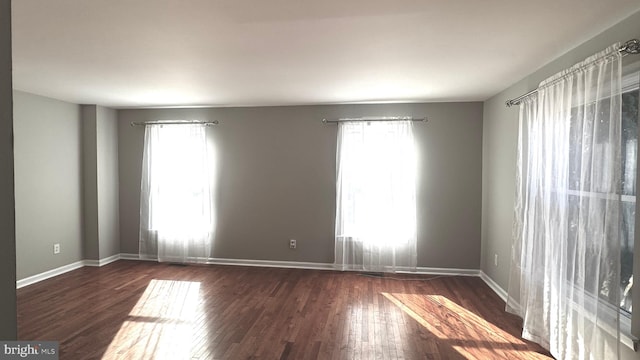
xmin=382 ymin=292 xmax=550 ymax=359
xmin=103 ymin=279 xmax=205 ymax=360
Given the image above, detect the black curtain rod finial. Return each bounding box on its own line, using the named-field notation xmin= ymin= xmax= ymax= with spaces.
xmin=620 ymin=39 xmax=640 ymax=55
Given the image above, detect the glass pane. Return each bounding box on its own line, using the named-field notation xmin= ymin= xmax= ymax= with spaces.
xmin=620 ymin=89 xmax=638 ymax=314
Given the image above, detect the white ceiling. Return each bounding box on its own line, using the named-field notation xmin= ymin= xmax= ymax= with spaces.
xmin=11 ymin=0 xmax=640 ymax=108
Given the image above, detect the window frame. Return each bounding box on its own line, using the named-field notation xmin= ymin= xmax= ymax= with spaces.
xmin=556 ymin=68 xmax=640 ymax=349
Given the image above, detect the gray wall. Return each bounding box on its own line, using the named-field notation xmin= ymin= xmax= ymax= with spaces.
xmin=481 ymin=7 xmax=640 ymax=355
xmin=96 ymin=106 xmax=120 ymax=258
xmin=82 ymin=105 xmax=120 ymax=260
xmin=82 ymin=105 xmax=99 ymax=260
xmin=0 ymin=0 xmax=16 ymax=340
xmin=13 ymin=91 xmax=83 ymax=279
xmin=118 ymin=102 xmax=483 ymax=268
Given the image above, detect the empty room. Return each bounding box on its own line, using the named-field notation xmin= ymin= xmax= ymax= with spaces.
xmin=1 ymin=0 xmax=640 ymax=359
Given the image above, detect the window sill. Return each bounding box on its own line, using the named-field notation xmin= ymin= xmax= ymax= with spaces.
xmin=620 ymin=311 xmax=638 ymax=351
xmin=621 ymin=330 xmax=638 ymax=351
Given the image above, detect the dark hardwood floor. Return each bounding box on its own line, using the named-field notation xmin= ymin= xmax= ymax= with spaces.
xmin=17 ymin=260 xmax=552 ymax=359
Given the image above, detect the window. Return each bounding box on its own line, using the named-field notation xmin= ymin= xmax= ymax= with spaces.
xmin=334 ymin=120 xmax=417 ymax=272
xmin=507 ymin=45 xmax=638 ymax=357
xmin=139 ymin=123 xmax=216 ymax=263
xmin=564 ymin=70 xmax=638 ymax=315
xmin=620 ymin=77 xmax=639 ymax=314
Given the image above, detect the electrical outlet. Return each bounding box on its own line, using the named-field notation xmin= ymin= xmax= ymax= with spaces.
xmin=494 ymin=253 xmax=498 ymax=267
xmin=289 ymin=239 xmax=296 ymax=249
xmin=54 ymin=243 xmax=60 ymax=254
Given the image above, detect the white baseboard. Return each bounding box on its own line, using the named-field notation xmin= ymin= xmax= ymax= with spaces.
xmin=119 ymin=253 xmax=157 ymax=261
xmin=121 ymin=253 xmax=480 ymax=276
xmin=413 ymin=267 xmax=480 ymax=276
xmin=208 ymin=257 xmax=336 ymax=270
xmin=120 ymin=253 xmax=335 ymax=270
xmin=479 ymin=271 xmax=508 ymax=303
xmin=18 ymin=254 xmax=121 ymax=289
xmin=18 ymin=253 xmax=484 ymax=289
xmin=17 ymin=260 xmax=86 ymax=289
xmin=85 ymin=254 xmax=121 ymax=267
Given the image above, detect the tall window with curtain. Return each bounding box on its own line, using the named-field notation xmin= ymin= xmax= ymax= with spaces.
xmin=334 ymin=120 xmax=417 ymax=272
xmin=139 ymin=123 xmax=215 ymax=263
xmin=508 ymin=44 xmax=635 ymax=359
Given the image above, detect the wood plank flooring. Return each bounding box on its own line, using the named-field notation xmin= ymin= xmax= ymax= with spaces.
xmin=17 ymin=260 xmax=553 ymax=359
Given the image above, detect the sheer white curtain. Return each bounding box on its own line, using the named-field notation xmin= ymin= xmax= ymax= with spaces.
xmin=139 ymin=124 xmax=215 ymax=263
xmin=335 ymin=121 xmax=417 ymax=272
xmin=508 ymin=44 xmax=623 ymax=359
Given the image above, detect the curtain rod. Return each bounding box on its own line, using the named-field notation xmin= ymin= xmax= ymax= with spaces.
xmin=130 ymin=120 xmax=219 ymax=127
xmin=505 ymin=39 xmax=640 ymax=107
xmin=322 ymin=116 xmax=427 ymax=123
